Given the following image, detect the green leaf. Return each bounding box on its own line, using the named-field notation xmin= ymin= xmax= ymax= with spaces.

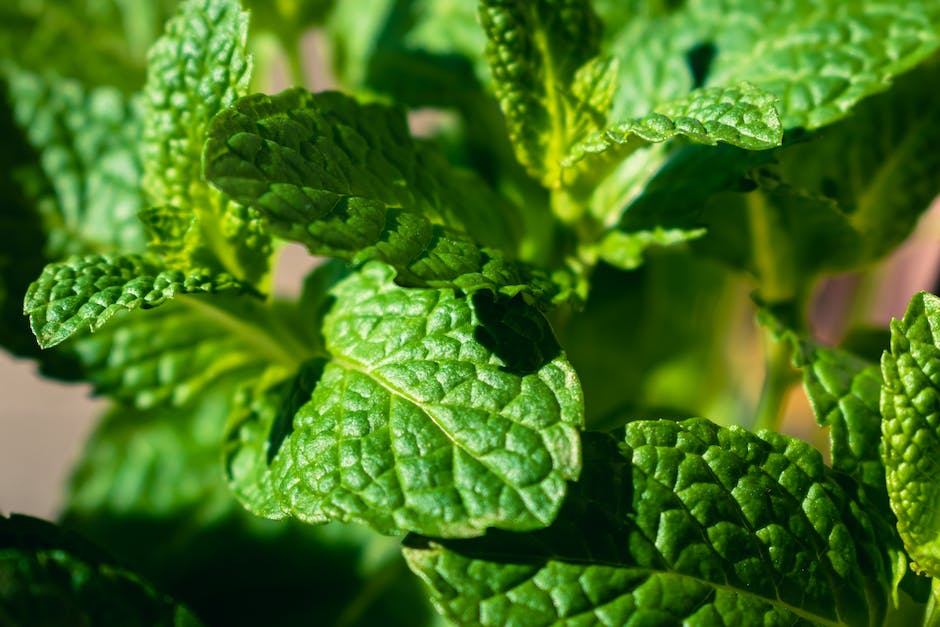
xmin=790 ymin=337 xmax=913 ymax=601
xmin=480 ymin=0 xmax=609 ymax=184
xmin=0 ymin=514 xmax=201 ymax=627
xmin=882 ymin=291 xmax=940 ymax=578
xmin=608 ymin=0 xmax=940 ymax=131
xmin=63 ymin=390 xmax=437 ymax=626
xmin=564 ymin=82 xmax=782 ymax=183
xmin=698 ymin=0 xmax=940 ymax=130
xmin=3 ymin=66 xmax=147 ymax=258
xmin=205 ymin=88 xmax=546 ymax=297
xmin=23 ymin=254 xmax=247 ymax=349
xmin=0 ymin=1 xmax=178 ymax=91
xmin=591 ymin=226 xmax=706 ymax=271
xmin=794 ymin=341 xmax=884 ymax=490
xmin=66 ymin=303 xmax=261 ymax=409
xmin=231 ymin=262 xmax=583 ymax=537
xmin=404 ymin=419 xmax=892 ymax=626
xmin=142 ymin=0 xmax=271 ymax=285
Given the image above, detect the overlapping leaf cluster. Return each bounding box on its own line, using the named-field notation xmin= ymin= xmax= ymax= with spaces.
xmin=4 ymin=0 xmax=940 ymax=625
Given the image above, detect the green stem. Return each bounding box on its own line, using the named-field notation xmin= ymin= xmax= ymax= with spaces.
xmin=753 ymin=326 xmax=798 ymax=433
xmin=925 ymin=579 xmax=940 ymax=627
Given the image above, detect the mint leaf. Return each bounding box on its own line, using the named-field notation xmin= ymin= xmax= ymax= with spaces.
xmin=0 ymin=514 xmax=201 ymax=627
xmin=67 ymin=303 xmax=262 ymax=409
xmin=142 ymin=0 xmax=270 ymax=285
xmin=793 ymin=341 xmax=883 ymax=490
xmin=566 ymin=82 xmax=783 ymax=172
xmin=405 ymin=419 xmax=891 ymax=626
xmin=24 ymin=254 xmax=247 ymax=349
xmin=790 ymin=338 xmax=912 ymax=600
xmin=608 ymin=0 xmax=940 ymax=131
xmin=225 ymin=361 xmax=326 ymax=519
xmin=699 ymin=0 xmax=940 ymax=130
xmin=882 ymin=291 xmax=940 ymax=578
xmin=229 ymin=262 xmax=583 ymax=537
xmin=205 ymin=89 xmax=545 ymax=296
xmin=3 ymin=66 xmax=147 ymax=258
xmin=480 ymin=0 xmax=608 ymax=184
xmin=143 ymin=0 xmax=250 ymax=209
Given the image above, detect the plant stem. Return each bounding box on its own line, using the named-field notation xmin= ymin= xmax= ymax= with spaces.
xmin=753 ymin=325 xmax=797 ymax=432
xmin=925 ymin=579 xmax=940 ymax=627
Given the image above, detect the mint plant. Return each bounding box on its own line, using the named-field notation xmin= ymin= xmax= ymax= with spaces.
xmin=3 ymin=0 xmax=940 ymax=624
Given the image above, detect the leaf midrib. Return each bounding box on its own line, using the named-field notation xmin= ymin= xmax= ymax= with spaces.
xmin=329 ymin=351 xmax=548 ymax=523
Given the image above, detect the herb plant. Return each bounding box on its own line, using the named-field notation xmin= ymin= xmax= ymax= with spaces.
xmin=3 ymin=0 xmax=940 ymax=625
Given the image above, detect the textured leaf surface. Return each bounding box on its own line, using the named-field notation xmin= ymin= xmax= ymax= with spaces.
xmin=608 ymin=0 xmax=940 ymax=131
xmin=0 ymin=514 xmax=200 ymax=627
xmin=67 ymin=303 xmax=261 ymax=409
xmin=882 ymin=292 xmax=940 ymax=577
xmin=566 ymin=82 xmax=782 ymax=169
xmin=63 ymin=390 xmax=437 ymax=626
xmin=405 ymin=419 xmax=890 ymax=626
xmin=795 ymin=342 xmax=883 ymax=490
xmin=480 ymin=0 xmax=607 ymax=183
xmin=24 ymin=254 xmax=245 ymax=348
xmin=230 ymin=262 xmax=583 ymax=537
xmin=141 ymin=0 xmax=270 ymax=284
xmin=205 ymin=88 xmax=545 ymax=296
xmin=4 ymin=67 xmax=146 ymax=258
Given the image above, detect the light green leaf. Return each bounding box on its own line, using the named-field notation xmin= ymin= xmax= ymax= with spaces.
xmin=0 ymin=514 xmax=201 ymax=627
xmin=142 ymin=0 xmax=271 ymax=285
xmin=231 ymin=262 xmax=583 ymax=537
xmin=205 ymin=88 xmax=545 ymax=297
xmin=405 ymin=419 xmax=891 ymax=626
xmin=608 ymin=0 xmax=940 ymax=131
xmin=699 ymin=0 xmax=940 ymax=130
xmin=564 ymin=82 xmax=782 ymax=176
xmin=789 ymin=337 xmax=912 ymax=603
xmin=3 ymin=66 xmax=147 ymax=258
xmin=480 ymin=0 xmax=609 ymax=184
xmin=606 ymin=12 xmax=698 ymax=120
xmin=882 ymin=291 xmax=940 ymax=578
xmin=794 ymin=341 xmax=884 ymax=490
xmin=592 ymin=226 xmax=706 ymax=271
xmin=23 ymin=254 xmax=246 ymax=349
xmin=67 ymin=303 xmax=262 ymax=409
